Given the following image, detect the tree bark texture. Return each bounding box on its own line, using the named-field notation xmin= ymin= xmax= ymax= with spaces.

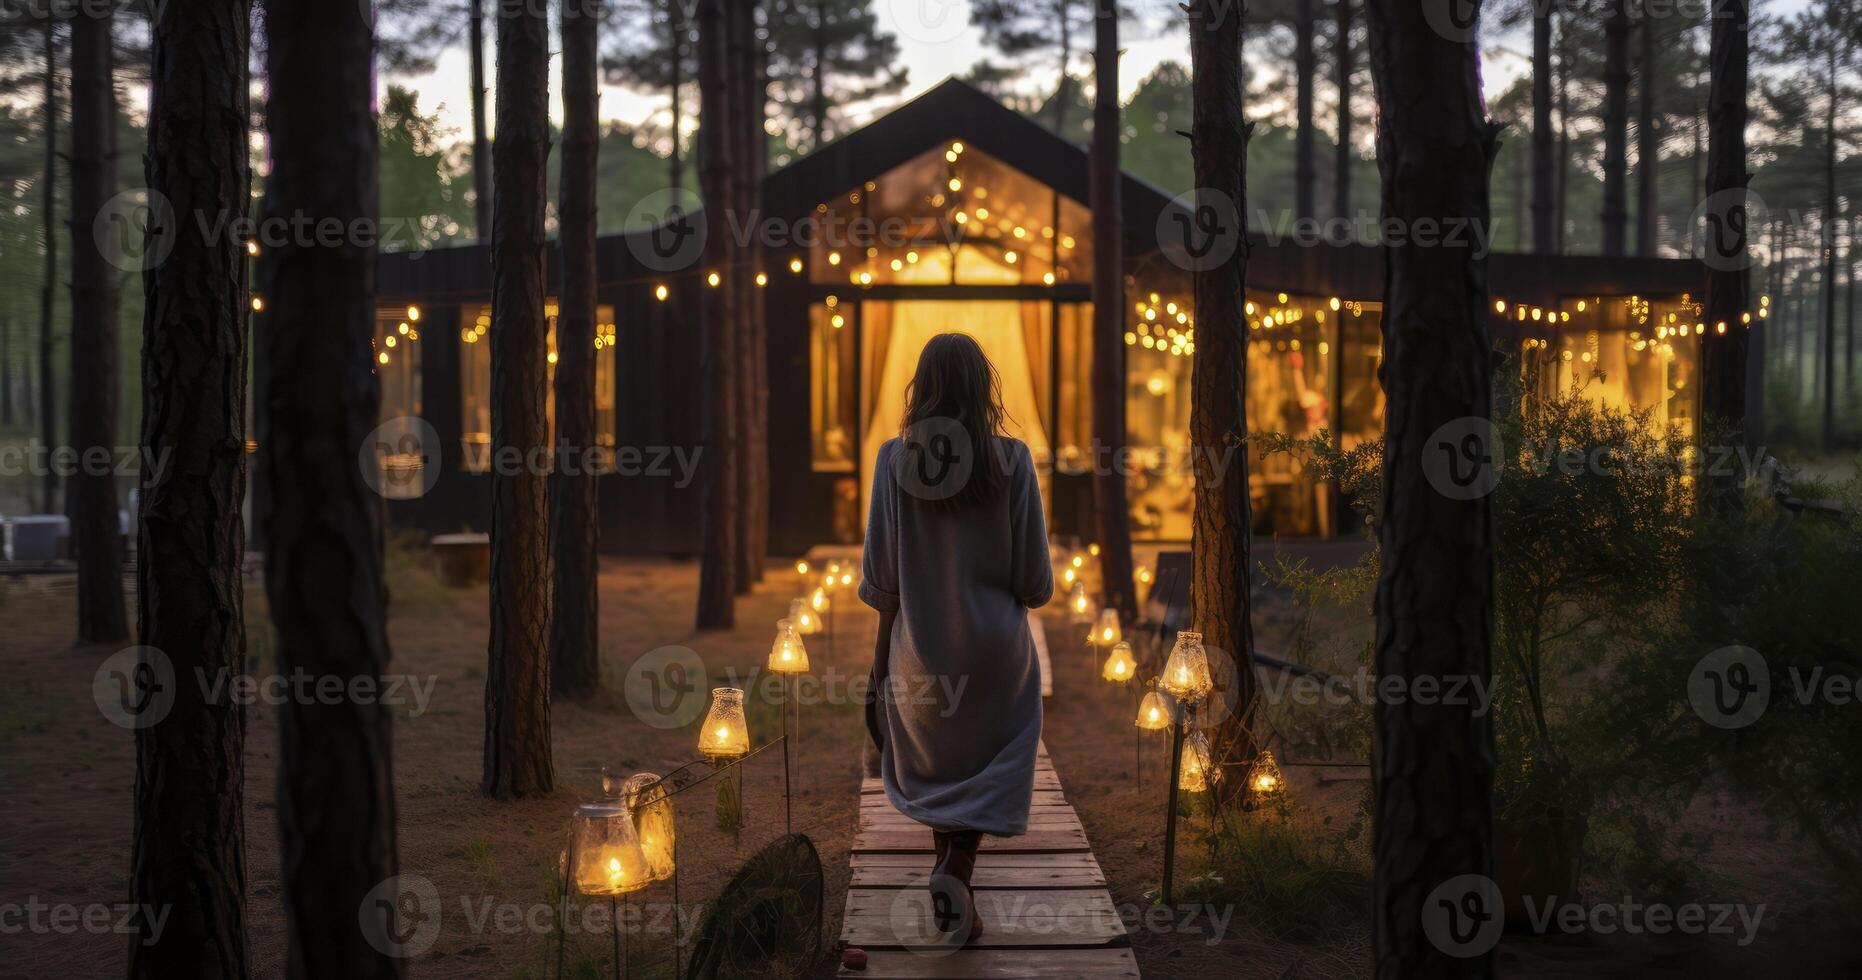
xmin=694 ymin=0 xmax=739 ymax=629
xmin=1601 ymin=0 xmax=1630 ymax=256
xmin=130 ymin=2 xmax=252 ymax=976
xmin=1295 ymin=0 xmax=1316 ymax=222
xmin=1365 ymin=0 xmax=1499 ymax=974
xmin=1186 ymin=0 xmax=1258 ymax=798
xmin=1700 ymin=0 xmax=1750 ymax=454
xmin=40 ymin=21 xmax=58 ymax=515
xmin=1531 ymin=7 xmax=1554 ymax=253
xmin=257 ymin=2 xmax=402 ymax=976
xmin=1635 ymin=11 xmax=1658 ymax=257
xmin=484 ymin=0 xmax=556 ymax=797
xmin=68 ymin=11 xmax=129 ymax=643
xmin=470 ymin=0 xmax=492 ymax=240
xmin=1334 ymin=0 xmax=1353 ymax=223
xmin=734 ymin=0 xmax=769 ymax=593
xmin=1091 ymin=3 xmax=1138 ymax=623
xmin=551 ymin=0 xmax=602 ymax=700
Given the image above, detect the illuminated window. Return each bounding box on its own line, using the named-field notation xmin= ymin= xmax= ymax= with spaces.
xmin=808 ymin=144 xmax=1093 ymax=288
xmin=810 ymin=301 xmax=856 ymax=471
xmin=376 ymin=305 xmax=423 ymax=423
xmin=459 ymin=301 xmax=618 ymax=473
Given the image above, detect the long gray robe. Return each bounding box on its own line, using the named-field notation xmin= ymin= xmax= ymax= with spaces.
xmin=859 ymin=436 xmax=1053 ymax=836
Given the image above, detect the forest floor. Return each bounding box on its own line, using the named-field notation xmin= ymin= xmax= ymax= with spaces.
xmin=0 ymin=543 xmax=1855 ymax=979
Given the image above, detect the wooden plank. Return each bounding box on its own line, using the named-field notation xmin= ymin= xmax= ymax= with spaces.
xmin=853 ymin=853 xmax=1103 ymax=870
xmin=1029 ymin=611 xmax=1053 ymax=698
xmin=838 ymin=947 xmax=1141 ymax=979
xmin=851 ymin=862 xmax=1106 ymax=890
xmin=862 ymin=774 xmax=1063 ymax=794
xmin=863 ymin=815 xmax=1085 ymax=835
xmin=840 ymin=889 xmax=1126 ymax=948
xmin=854 ymin=830 xmax=1089 ymax=853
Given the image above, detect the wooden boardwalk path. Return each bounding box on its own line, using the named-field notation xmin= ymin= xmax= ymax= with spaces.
xmin=838 ymin=741 xmax=1139 ymax=978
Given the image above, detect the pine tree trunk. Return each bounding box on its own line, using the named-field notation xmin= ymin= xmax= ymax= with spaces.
xmin=1601 ymin=0 xmax=1630 ymax=256
xmin=1 ymin=317 xmax=13 ymax=427
xmin=1635 ymin=13 xmax=1657 ymax=257
xmin=256 ymin=2 xmax=401 ymax=975
xmin=670 ymin=0 xmax=685 ymax=193
xmin=1819 ymin=47 xmax=1837 ymax=452
xmin=739 ymin=0 xmax=770 ymax=588
xmin=1334 ymin=0 xmax=1352 ymax=223
xmin=1531 ymin=7 xmax=1554 ymax=253
xmin=1296 ymin=0 xmax=1316 ymax=222
xmin=732 ymin=0 xmax=757 ymax=595
xmin=40 ymin=21 xmax=58 ymax=515
xmin=1091 ymin=4 xmax=1137 ymax=623
xmin=484 ymin=0 xmax=556 ymax=797
xmin=131 ymin=3 xmax=252 ymax=975
xmin=694 ymin=0 xmax=739 ymax=629
xmin=1699 ymin=0 xmax=1750 ymax=456
xmin=1365 ymin=0 xmax=1498 ymax=973
xmin=1555 ymin=27 xmax=1569 ymax=254
xmin=68 ymin=11 xmax=129 ymax=643
xmin=1186 ymin=0 xmax=1257 ymax=797
xmin=551 ymin=0 xmax=602 ymax=700
xmin=470 ymin=0 xmax=492 ymax=240
xmin=810 ymin=11 xmax=828 ymax=150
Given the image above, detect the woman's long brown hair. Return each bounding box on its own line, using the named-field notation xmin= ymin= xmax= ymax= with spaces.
xmin=898 ymin=332 xmax=1012 ymax=509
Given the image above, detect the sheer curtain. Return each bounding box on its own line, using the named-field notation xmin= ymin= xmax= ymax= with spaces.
xmin=861 ymin=300 xmax=1051 ymax=520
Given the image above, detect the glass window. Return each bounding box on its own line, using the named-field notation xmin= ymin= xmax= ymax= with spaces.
xmin=1247 ymin=293 xmax=1337 ymax=538
xmin=810 ymin=297 xmax=856 ymax=471
xmin=459 ymin=300 xmax=617 ymax=473
xmin=1124 ymin=289 xmax=1193 ymax=541
xmin=376 ymin=303 xmax=424 ymax=422
xmin=1517 ymin=294 xmax=1701 ymax=440
xmin=806 ymin=143 xmax=1093 ymax=288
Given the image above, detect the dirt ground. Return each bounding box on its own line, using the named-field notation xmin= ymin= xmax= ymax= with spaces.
xmin=0 ymin=547 xmax=1855 ymax=978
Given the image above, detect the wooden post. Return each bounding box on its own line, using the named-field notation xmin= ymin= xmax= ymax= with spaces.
xmin=1161 ymin=698 xmax=1186 ymax=907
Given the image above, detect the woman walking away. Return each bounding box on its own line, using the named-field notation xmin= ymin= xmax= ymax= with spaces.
xmin=859 ymin=332 xmax=1053 ymax=946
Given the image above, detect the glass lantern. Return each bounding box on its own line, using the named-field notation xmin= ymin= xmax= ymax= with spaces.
xmin=788 ymin=597 xmax=820 ymax=635
xmin=1179 ymin=734 xmax=1219 ymax=793
xmin=1135 ymin=687 xmax=1172 ymax=730
xmin=696 ymin=687 xmax=751 ymax=760
xmin=1247 ymin=748 xmax=1288 ymax=803
xmin=1068 ymin=580 xmax=1094 ymax=624
xmin=1159 ymin=631 xmax=1214 ymax=703
xmin=768 ymin=618 xmax=810 ymax=674
xmin=621 ymin=772 xmax=676 ymax=883
xmin=1101 ymin=642 xmax=1137 ymax=683
xmin=570 ymin=802 xmax=651 ymax=896
xmin=1094 ymin=608 xmax=1122 ymax=647
xmin=809 ymin=585 xmax=831 ymax=614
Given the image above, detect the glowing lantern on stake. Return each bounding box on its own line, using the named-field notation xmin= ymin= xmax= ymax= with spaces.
xmin=1135 ymin=687 xmax=1172 ymax=730
xmin=767 ymin=618 xmax=810 ymax=674
xmin=696 ymin=688 xmax=750 ymax=760
xmin=1094 ymin=608 xmax=1122 ymax=647
xmin=1068 ymin=581 xmax=1094 ymax=624
xmin=620 ymin=773 xmax=676 ymax=882
xmin=1159 ymin=631 xmax=1214 ymax=703
xmin=1247 ymin=749 xmax=1287 ymax=804
xmin=788 ymin=597 xmax=820 ymax=635
xmin=1102 ymin=642 xmax=1136 ymax=683
xmin=1178 ymin=734 xmax=1218 ymax=793
xmin=569 ymin=802 xmax=650 ymax=896
xmin=810 ymin=586 xmax=830 ymax=614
